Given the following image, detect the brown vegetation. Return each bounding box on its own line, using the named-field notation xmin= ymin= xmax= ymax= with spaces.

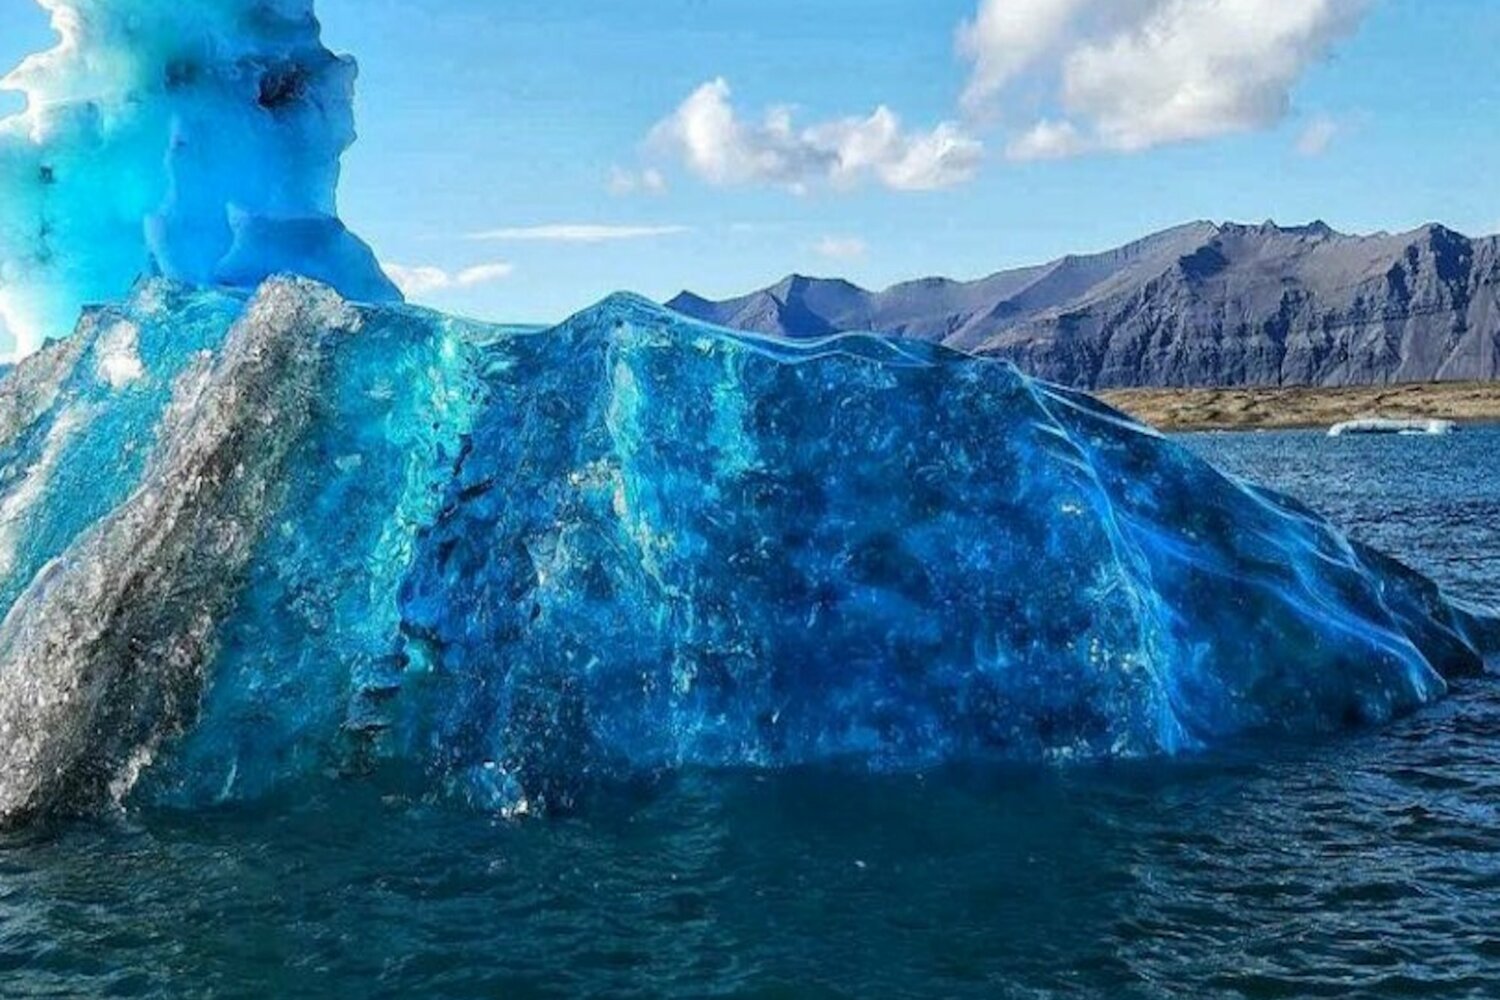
xmin=1098 ymin=382 xmax=1500 ymax=432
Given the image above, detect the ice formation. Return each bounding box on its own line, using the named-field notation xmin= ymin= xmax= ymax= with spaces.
xmin=0 ymin=281 xmax=1491 ymax=822
xmin=0 ymin=0 xmax=399 ymax=361
xmin=1329 ymin=418 xmax=1458 ymax=438
xmin=0 ymin=0 xmax=1492 ymax=827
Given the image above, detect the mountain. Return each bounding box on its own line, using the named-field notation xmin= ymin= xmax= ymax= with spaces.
xmin=667 ymin=221 xmax=1500 ymax=389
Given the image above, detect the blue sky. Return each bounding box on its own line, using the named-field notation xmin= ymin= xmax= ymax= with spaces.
xmin=2 ymin=0 xmax=1498 ymax=323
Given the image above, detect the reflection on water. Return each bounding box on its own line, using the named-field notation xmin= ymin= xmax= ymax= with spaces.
xmin=0 ymin=427 xmax=1496 ymax=998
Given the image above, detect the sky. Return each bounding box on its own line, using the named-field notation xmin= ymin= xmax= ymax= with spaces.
xmin=2 ymin=0 xmax=1498 ymax=324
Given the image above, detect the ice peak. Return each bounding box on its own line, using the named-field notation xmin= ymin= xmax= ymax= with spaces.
xmin=0 ymin=0 xmax=399 ymax=361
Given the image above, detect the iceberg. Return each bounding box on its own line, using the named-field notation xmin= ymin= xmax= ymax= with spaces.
xmin=0 ymin=279 xmax=1491 ymax=822
xmin=0 ymin=0 xmax=399 ymax=361
xmin=0 ymin=0 xmax=1492 ymax=826
xmin=1329 ymin=418 xmax=1458 ymax=437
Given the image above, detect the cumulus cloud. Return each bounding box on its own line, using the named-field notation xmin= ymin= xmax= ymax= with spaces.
xmin=382 ymin=262 xmax=514 ymax=298
xmin=465 ymin=224 xmax=691 ymax=243
xmin=814 ymin=236 xmax=868 ymax=261
xmin=649 ymin=78 xmax=983 ymax=193
xmin=958 ymin=0 xmax=1096 ymax=111
xmin=1006 ymin=119 xmax=1089 ymax=162
xmin=962 ymin=0 xmax=1374 ymax=157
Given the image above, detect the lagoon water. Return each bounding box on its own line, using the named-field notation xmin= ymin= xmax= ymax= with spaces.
xmin=1 ymin=427 xmax=1498 ymax=999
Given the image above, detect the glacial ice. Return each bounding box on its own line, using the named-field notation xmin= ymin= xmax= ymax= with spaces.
xmin=0 ymin=0 xmax=399 ymax=361
xmin=1329 ymin=418 xmax=1458 ymax=438
xmin=0 ymin=279 xmax=1491 ymax=822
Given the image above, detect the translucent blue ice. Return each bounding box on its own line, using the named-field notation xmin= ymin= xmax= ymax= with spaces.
xmin=0 ymin=0 xmax=399 ymax=360
xmin=0 ymin=280 xmax=1490 ymax=822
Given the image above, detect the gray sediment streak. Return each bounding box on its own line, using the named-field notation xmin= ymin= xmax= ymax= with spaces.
xmin=0 ymin=278 xmax=358 ymax=824
xmin=0 ymin=330 xmax=90 ymax=455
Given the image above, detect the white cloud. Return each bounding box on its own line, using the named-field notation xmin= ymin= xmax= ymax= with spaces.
xmin=1006 ymin=119 xmax=1088 ymax=162
xmin=728 ymin=222 xmax=781 ymax=235
xmin=814 ymin=236 xmax=868 ymax=261
xmin=1295 ymin=114 xmax=1341 ymax=157
xmin=382 ymin=262 xmax=514 ymax=298
xmin=465 ymin=224 xmax=691 ymax=243
xmin=453 ymin=263 xmax=516 ymax=285
xmin=958 ymin=0 xmax=1096 ymax=111
xmin=961 ymin=0 xmax=1373 ymax=156
xmin=607 ymin=166 xmax=668 ymax=196
xmin=649 ymin=78 xmax=982 ymax=193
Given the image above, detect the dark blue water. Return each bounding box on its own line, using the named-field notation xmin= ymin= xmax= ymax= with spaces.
xmin=2 ymin=428 xmax=1498 ymax=999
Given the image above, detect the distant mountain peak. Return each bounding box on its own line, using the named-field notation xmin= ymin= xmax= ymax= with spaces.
xmin=1216 ymin=219 xmax=1342 ymax=240
xmin=666 ymin=289 xmax=712 ymax=309
xmin=667 ymin=220 xmax=1499 ymax=390
xmin=770 ymin=274 xmax=866 ymax=299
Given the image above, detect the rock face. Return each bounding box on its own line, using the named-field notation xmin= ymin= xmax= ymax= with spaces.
xmin=0 ymin=280 xmax=1492 ymax=822
xmin=669 ymin=222 xmax=1500 ymax=389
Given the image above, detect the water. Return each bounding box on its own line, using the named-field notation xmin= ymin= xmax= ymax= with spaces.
xmin=2 ymin=427 xmax=1498 ymax=999
xmin=1188 ymin=426 xmax=1500 ymax=610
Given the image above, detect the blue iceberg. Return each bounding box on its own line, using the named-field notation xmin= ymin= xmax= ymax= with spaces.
xmin=0 ymin=0 xmax=398 ymax=360
xmin=0 ymin=278 xmax=1491 ymax=822
xmin=0 ymin=0 xmax=1492 ymax=825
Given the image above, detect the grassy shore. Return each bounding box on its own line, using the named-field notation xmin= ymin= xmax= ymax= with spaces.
xmin=1097 ymin=382 xmax=1500 ymax=432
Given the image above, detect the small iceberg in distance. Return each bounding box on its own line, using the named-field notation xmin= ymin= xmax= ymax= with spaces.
xmin=1329 ymin=418 xmax=1458 ymax=437
xmin=0 ymin=279 xmax=1493 ymax=823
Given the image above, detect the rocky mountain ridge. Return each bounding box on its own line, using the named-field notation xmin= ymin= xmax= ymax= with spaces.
xmin=668 ymin=221 xmax=1500 ymax=389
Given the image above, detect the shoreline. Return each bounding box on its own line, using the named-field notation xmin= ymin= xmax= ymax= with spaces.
xmin=1098 ymin=382 xmax=1500 ymax=432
